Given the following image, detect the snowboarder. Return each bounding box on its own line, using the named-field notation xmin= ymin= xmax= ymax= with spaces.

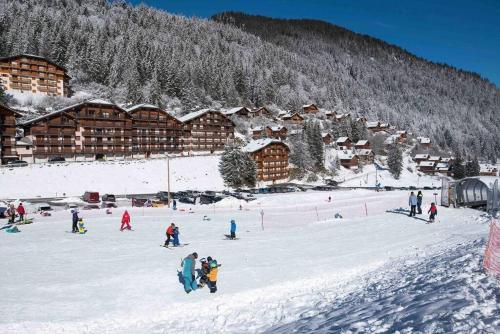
xmin=181 ymin=252 xmax=198 ymax=293
xmin=173 ymin=226 xmax=180 ymax=246
xmin=328 ymin=196 xmax=331 ymax=203
xmin=164 ymin=223 xmax=175 ymax=247
xmin=428 ymin=203 xmax=438 ymax=223
xmin=202 ymin=215 xmax=210 ymax=221
xmin=17 ymin=203 xmax=26 ymax=222
xmin=230 ymin=219 xmax=237 ymax=239
xmin=71 ymin=209 xmax=79 ymax=233
xmin=120 ymin=210 xmax=132 ymax=231
xmin=416 ymin=191 xmax=423 ymax=214
xmin=207 ymin=257 xmax=221 ymax=293
xmin=77 ymin=218 xmax=87 ymax=234
xmin=6 ymin=204 xmax=17 ymax=224
xmin=408 ymin=192 xmax=417 ymax=217
xmin=172 ymin=199 xmax=177 ymax=210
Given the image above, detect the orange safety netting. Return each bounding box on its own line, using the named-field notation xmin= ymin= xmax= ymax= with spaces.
xmin=483 ymin=218 xmax=500 ymax=276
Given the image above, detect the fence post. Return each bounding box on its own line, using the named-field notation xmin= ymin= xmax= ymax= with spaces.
xmin=260 ymin=209 xmax=264 ymax=231
xmin=315 ymin=206 xmax=319 ymax=221
xmin=365 ymin=202 xmax=368 ymax=216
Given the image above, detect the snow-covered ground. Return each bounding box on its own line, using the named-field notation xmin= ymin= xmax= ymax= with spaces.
xmin=0 ymin=155 xmax=224 ymax=199
xmin=0 ymin=189 xmax=494 ymax=334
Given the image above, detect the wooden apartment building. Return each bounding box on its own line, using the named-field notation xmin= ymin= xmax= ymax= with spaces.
xmin=0 ymin=54 xmax=71 ymax=97
xmin=0 ymin=104 xmax=19 ymax=163
xmin=244 ymin=139 xmax=289 ymax=183
xmin=179 ymin=109 xmax=235 ymax=153
xmin=126 ymin=104 xmax=185 ymax=157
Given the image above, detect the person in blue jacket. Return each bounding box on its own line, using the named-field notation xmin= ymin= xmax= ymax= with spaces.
xmin=181 ymin=252 xmax=198 ymax=293
xmin=71 ymin=210 xmax=79 ymax=233
xmin=230 ymin=219 xmax=237 ymax=239
xmin=173 ymin=226 xmax=180 ymax=246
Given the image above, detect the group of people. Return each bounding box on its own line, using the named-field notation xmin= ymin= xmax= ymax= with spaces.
xmin=181 ymin=252 xmax=220 ymax=293
xmin=4 ymin=203 xmax=25 ymax=224
xmin=408 ymin=191 xmax=438 ymax=222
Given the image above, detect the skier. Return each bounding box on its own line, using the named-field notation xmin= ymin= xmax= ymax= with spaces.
xmin=328 ymin=196 xmax=331 ymax=203
xmin=172 ymin=199 xmax=177 ymax=210
xmin=173 ymin=226 xmax=180 ymax=246
xmin=71 ymin=209 xmax=79 ymax=233
xmin=198 ymin=257 xmax=210 ymax=287
xmin=428 ymin=203 xmax=438 ymax=223
xmin=230 ymin=219 xmax=237 ymax=239
xmin=164 ymin=223 xmax=175 ymax=247
xmin=416 ymin=191 xmax=423 ymax=214
xmin=7 ymin=204 xmax=16 ymax=224
xmin=181 ymin=252 xmax=198 ymax=293
xmin=207 ymin=257 xmax=221 ymax=293
xmin=408 ymin=192 xmax=417 ymax=217
xmin=17 ymin=203 xmax=26 ymax=222
xmin=120 ymin=210 xmax=132 ymax=231
xmin=77 ymin=218 xmax=87 ymax=234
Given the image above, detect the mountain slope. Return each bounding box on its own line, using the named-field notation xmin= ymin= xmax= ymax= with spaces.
xmin=0 ymin=1 xmax=498 ymax=159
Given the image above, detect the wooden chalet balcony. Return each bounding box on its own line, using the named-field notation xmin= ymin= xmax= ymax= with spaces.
xmin=11 ymin=84 xmax=32 ymax=90
xmin=1 ymin=138 xmax=15 ymax=146
xmin=33 ymin=147 xmax=75 ymax=154
xmin=0 ymin=128 xmax=16 ymax=135
xmin=11 ymin=78 xmax=32 ymax=84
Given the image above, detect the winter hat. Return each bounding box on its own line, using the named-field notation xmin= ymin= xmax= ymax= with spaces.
xmin=207 ymin=256 xmax=213 ymax=262
xmin=193 ymin=252 xmax=198 ymax=259
xmin=210 ymin=260 xmax=218 ymax=268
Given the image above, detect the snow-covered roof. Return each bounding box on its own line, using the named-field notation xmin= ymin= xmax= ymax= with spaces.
xmin=380 ymin=123 xmax=389 ymax=128
xmin=16 ymin=137 xmax=33 ymax=146
xmin=322 ymin=132 xmax=332 ymax=138
xmin=384 ymin=134 xmax=399 ymax=144
xmin=414 ymin=154 xmax=430 ymax=159
xmin=436 ymin=162 xmax=449 ymax=169
xmin=325 ymin=111 xmax=336 ymax=116
xmin=178 ymin=109 xmax=212 ymax=123
xmin=419 ymin=161 xmax=435 ymax=167
xmin=419 ymin=137 xmax=431 ymax=144
xmin=223 ymin=107 xmax=249 ymax=116
xmin=338 ymin=151 xmax=356 ymax=160
xmin=428 ymin=156 xmax=441 ymax=161
xmin=355 ymin=149 xmax=373 ymax=156
xmin=355 ymin=140 xmax=369 ymax=146
xmin=396 ymin=130 xmax=407 ymax=135
xmin=336 ymin=137 xmax=350 ymax=143
xmin=125 ymin=103 xmax=160 ymax=112
xmin=302 ymin=104 xmax=316 ymax=108
xmin=281 ymin=112 xmax=303 ymax=119
xmin=251 ymin=126 xmax=264 ymax=132
xmin=335 ymin=113 xmax=350 ymax=119
xmin=480 ymin=164 xmax=498 ymax=172
xmin=441 ymin=158 xmax=452 ymax=162
xmin=87 ymin=98 xmax=114 ymax=106
xmin=268 ymin=125 xmax=285 ymax=132
xmin=243 ymin=138 xmax=287 ymax=153
xmin=366 ymin=121 xmax=380 ymax=128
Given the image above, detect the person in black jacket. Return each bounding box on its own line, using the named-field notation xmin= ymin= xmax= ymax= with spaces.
xmin=71 ymin=210 xmax=79 ymax=233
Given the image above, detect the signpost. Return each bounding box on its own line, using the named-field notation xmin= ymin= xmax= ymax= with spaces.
xmin=260 ymin=209 xmax=264 ymax=231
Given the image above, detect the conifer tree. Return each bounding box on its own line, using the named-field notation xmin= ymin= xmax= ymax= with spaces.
xmin=219 ymin=144 xmax=256 ymax=188
xmin=451 ymin=154 xmax=465 ymax=180
xmin=387 ymin=145 xmax=403 ymax=179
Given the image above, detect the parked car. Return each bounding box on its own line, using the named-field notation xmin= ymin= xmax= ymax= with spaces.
xmin=7 ymin=160 xmax=28 ymax=167
xmin=102 ymin=194 xmax=116 ymax=202
xmin=83 ymin=191 xmax=100 ymax=203
xmin=409 ymin=186 xmax=417 ymax=190
xmin=102 ymin=202 xmax=117 ymax=208
xmin=37 ymin=203 xmax=53 ymax=212
xmin=384 ymin=186 xmax=394 ymax=191
xmin=312 ymin=185 xmax=337 ymax=191
xmin=325 ymin=179 xmax=339 ymax=187
xmin=48 ymin=156 xmax=66 ymax=163
xmin=178 ymin=196 xmax=196 ymax=205
xmin=199 ymin=194 xmax=224 ymax=205
xmin=0 ymin=206 xmax=7 ymax=218
xmin=132 ymin=198 xmax=149 ymax=207
xmin=155 ymin=191 xmax=171 ymax=203
xmin=423 ymin=186 xmax=433 ymax=190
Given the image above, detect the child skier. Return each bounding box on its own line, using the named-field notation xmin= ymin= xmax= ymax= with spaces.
xmin=173 ymin=226 xmax=180 ymax=246
xmin=7 ymin=204 xmax=16 ymax=224
xmin=17 ymin=203 xmax=26 ymax=222
xmin=198 ymin=257 xmax=210 ymax=287
xmin=77 ymin=218 xmax=87 ymax=234
xmin=428 ymin=203 xmax=438 ymax=223
xmin=71 ymin=209 xmax=79 ymax=233
xmin=230 ymin=219 xmax=237 ymax=239
xmin=207 ymin=258 xmax=221 ymax=293
xmin=164 ymin=223 xmax=175 ymax=247
xmin=120 ymin=210 xmax=132 ymax=231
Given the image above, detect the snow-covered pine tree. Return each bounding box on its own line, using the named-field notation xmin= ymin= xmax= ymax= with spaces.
xmin=289 ymin=132 xmax=312 ymax=174
xmin=387 ymin=144 xmax=403 ymax=179
xmin=218 ymin=144 xmax=257 ymax=188
xmin=471 ymin=157 xmax=480 ymax=176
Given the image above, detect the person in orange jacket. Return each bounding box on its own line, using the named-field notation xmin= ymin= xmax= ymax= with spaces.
xmin=207 ymin=257 xmax=221 ymax=293
xmin=120 ymin=210 xmax=132 ymax=231
xmin=163 ymin=223 xmax=175 ymax=247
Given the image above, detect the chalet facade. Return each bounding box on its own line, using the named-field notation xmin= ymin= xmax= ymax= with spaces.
xmin=354 ymin=140 xmax=370 ymax=149
xmin=418 ymin=137 xmax=432 ymax=149
xmin=0 ymin=54 xmax=71 ymax=97
xmin=0 ymin=104 xmax=19 ymax=163
xmin=338 ymin=151 xmax=359 ymax=169
xmin=366 ymin=121 xmax=390 ymax=133
xmin=266 ymin=125 xmax=287 ymax=140
xmin=224 ymin=107 xmax=250 ymax=118
xmin=418 ymin=161 xmax=436 ymax=174
xmin=334 ymin=113 xmax=351 ymax=123
xmin=356 ymin=149 xmax=375 ymax=164
xmin=322 ymin=133 xmax=333 ymax=145
xmin=250 ymin=107 xmax=270 ymax=117
xmin=251 ymin=126 xmax=265 ymax=140
xmin=179 ymin=109 xmax=234 ymax=153
xmin=480 ymin=165 xmax=498 ymax=176
xmin=243 ymin=139 xmax=289 ymax=183
xmin=281 ymin=112 xmax=304 ymax=125
xmin=413 ymin=154 xmax=430 ymax=163
xmin=336 ymin=137 xmax=352 ymax=149
xmin=127 ymin=104 xmax=185 ymax=157
xmin=302 ymin=104 xmax=319 ymax=113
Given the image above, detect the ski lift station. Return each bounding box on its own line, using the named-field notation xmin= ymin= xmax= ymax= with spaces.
xmin=441 ymin=176 xmax=500 ymax=212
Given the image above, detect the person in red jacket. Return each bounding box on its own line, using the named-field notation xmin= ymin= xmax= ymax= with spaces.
xmin=120 ymin=210 xmax=132 ymax=231
xmin=163 ymin=223 xmax=175 ymax=247
xmin=428 ymin=203 xmax=438 ymax=223
xmin=17 ymin=203 xmax=26 ymax=222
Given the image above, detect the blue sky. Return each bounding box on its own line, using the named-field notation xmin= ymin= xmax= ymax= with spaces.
xmin=131 ymin=0 xmax=500 ymax=86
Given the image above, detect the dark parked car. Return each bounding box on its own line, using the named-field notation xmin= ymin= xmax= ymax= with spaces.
xmin=423 ymin=186 xmax=433 ymax=190
xmin=199 ymin=194 xmax=224 ymax=205
xmin=409 ymin=186 xmax=417 ymax=190
xmin=102 ymin=194 xmax=116 ymax=202
xmin=179 ymin=197 xmax=196 ymax=205
xmin=7 ymin=160 xmax=28 ymax=167
xmin=0 ymin=207 xmax=7 ymax=218
xmin=132 ymin=198 xmax=149 ymax=207
xmin=384 ymin=186 xmax=394 ymax=191
xmin=48 ymin=156 xmax=66 ymax=163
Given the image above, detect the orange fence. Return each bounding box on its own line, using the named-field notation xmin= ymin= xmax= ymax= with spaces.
xmin=483 ymin=217 xmax=500 ymax=276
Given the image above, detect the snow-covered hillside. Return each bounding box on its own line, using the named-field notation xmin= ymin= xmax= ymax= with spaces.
xmin=0 ymin=156 xmax=224 ymax=199
xmin=0 ymin=190 xmax=494 ymax=334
